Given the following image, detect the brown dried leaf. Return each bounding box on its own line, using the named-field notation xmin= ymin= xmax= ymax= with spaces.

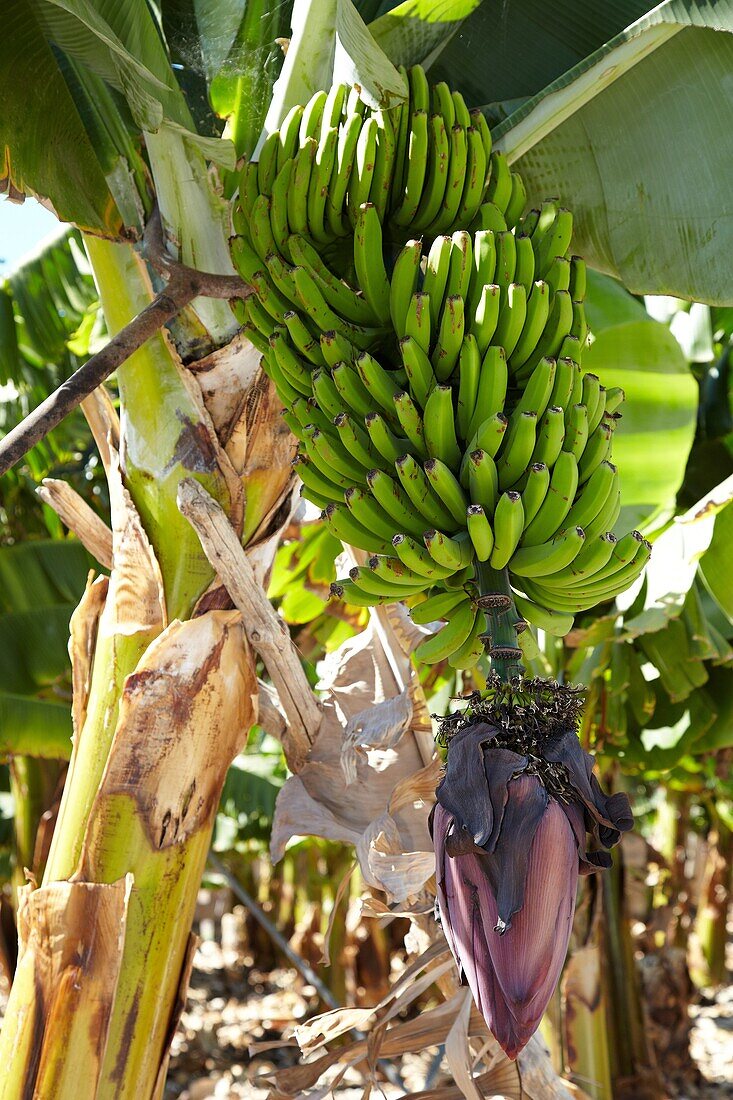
xmin=240 ymin=371 xmax=297 ymax=546
xmin=188 ymin=330 xmax=261 ymax=452
xmin=38 ymin=479 xmax=113 ymax=569
xmin=0 ymin=876 xmax=131 ymax=1097
xmin=68 ymin=574 xmax=108 ymax=740
xmin=80 ymin=610 xmax=256 ymax=856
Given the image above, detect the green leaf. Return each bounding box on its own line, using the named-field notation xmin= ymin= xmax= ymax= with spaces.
xmin=698 ymin=496 xmax=733 ymax=620
xmin=0 ymin=606 xmax=74 ymax=694
xmin=0 ymin=540 xmax=92 ymax=613
xmin=622 ymin=478 xmax=733 ymax=637
xmin=0 ymin=693 xmax=72 ymax=760
xmin=495 ymin=5 xmax=733 ymax=303
xmin=368 ymin=0 xmax=480 ymax=69
xmin=583 ymin=283 xmax=697 ymax=530
xmin=0 ymin=0 xmax=122 ymax=232
xmin=427 ymin=0 xmax=654 ymax=115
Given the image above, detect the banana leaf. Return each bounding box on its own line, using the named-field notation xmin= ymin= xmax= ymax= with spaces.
xmin=489 ymin=3 xmax=733 ymax=304
xmin=582 ymin=272 xmax=697 ymax=532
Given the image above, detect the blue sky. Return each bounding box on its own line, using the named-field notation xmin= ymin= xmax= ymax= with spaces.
xmin=0 ymin=197 xmax=65 ymax=275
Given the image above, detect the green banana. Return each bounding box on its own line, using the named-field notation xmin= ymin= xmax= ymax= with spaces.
xmin=497 ymin=410 xmax=537 ymax=489
xmin=367 ymin=468 xmax=426 ymax=539
xmin=513 ymin=592 xmax=574 ymax=637
xmin=331 ymin=361 xmax=374 ymax=418
xmin=334 ymin=412 xmax=380 ymax=470
xmin=395 ymin=454 xmax=458 ymax=531
xmin=256 ymin=130 xmax=280 ymax=195
xmin=510 ymin=282 xmax=551 ymax=369
xmin=306 ymin=131 xmax=338 ymax=242
xmin=466 ymin=504 xmax=494 ymax=561
xmin=531 ymin=405 xmax=565 ymax=466
xmin=369 ymin=108 xmax=396 ymax=222
xmin=321 ymin=83 xmax=347 ymax=136
xmin=579 ymin=421 xmax=614 ymax=482
xmin=569 ymin=256 xmax=587 ymax=300
xmin=469 ymin=230 xmax=497 ymax=310
xmin=354 ymin=202 xmax=392 ymax=324
xmin=456 ymin=336 xmax=481 ymax=440
xmin=424 ymin=529 xmax=474 ymax=571
xmin=456 ymin=125 xmax=488 ymax=227
xmin=299 ymin=90 xmax=327 ymax=142
xmin=584 ymin=483 xmax=621 ymax=542
xmin=466 ymin=449 xmax=499 ymax=514
xmin=312 ymin=368 xmax=344 ymax=418
xmin=562 ymin=403 xmax=589 ymax=461
xmin=414 ymin=599 xmax=478 ymax=664
xmin=423 ymin=235 xmax=452 ymax=329
xmin=490 ymin=491 xmax=525 ymax=569
xmin=345 ymin=486 xmax=403 ymax=542
xmin=446 ymin=231 xmax=473 ymax=301
xmin=513 ymin=234 xmax=536 ymax=290
xmin=485 ymin=152 xmax=512 ymax=212
xmin=520 ymin=463 xmax=551 ymax=528
xmin=448 ymin=610 xmax=487 ymax=670
xmin=522 ymin=450 xmax=579 ymax=546
xmin=365 ymin=412 xmax=410 ymax=464
xmin=424 ymin=457 xmax=469 ymax=525
xmin=564 ymin=460 xmax=617 ymax=531
xmin=423 ymin=384 xmax=462 ymax=469
xmin=412 ymin=113 xmax=450 ymax=230
xmin=404 ymin=291 xmax=432 ymax=354
xmin=400 ymin=335 xmax=436 ymax=409
xmin=348 ymin=116 xmax=379 ymax=224
xmin=494 ymin=282 xmax=527 ymax=358
xmin=392 ymin=533 xmax=455 ymax=579
xmin=309 ymin=427 xmax=365 ymax=482
xmin=504 ymin=171 xmax=528 ymax=228
xmin=288 ymin=234 xmax=377 ymax=325
xmin=536 ymin=208 xmax=574 ymax=274
xmin=362 ymin=558 xmax=428 ymax=591
xmin=294 ymin=453 xmax=343 ymax=502
xmin=270 ymin=160 xmax=294 ymax=256
xmin=548 ymin=532 xmax=618 ymax=588
xmin=323 ymin=503 xmax=393 ymax=553
xmin=326 ymin=111 xmax=362 ymax=236
xmin=435 ymin=123 xmax=468 ymax=231
xmin=320 ymin=329 xmax=356 ymax=368
xmin=349 ymin=564 xmax=425 ymax=598
xmin=509 ymin=525 xmax=585 ymax=578
xmin=410 ymin=588 xmax=468 ymax=625
xmin=390 ymin=240 xmax=422 ymax=338
xmin=549 ymin=357 xmax=577 ymax=410
xmin=515 ymin=354 xmax=557 ymax=418
xmin=471 ymin=283 xmax=502 ymax=355
xmin=581 ymin=372 xmax=602 ymax=430
xmin=605 ymin=386 xmax=625 ymax=414
xmin=433 ymin=82 xmax=456 ymax=129
xmin=356 ymin=350 xmax=401 ymax=415
xmin=467 ymin=346 xmax=508 ymax=438
xmin=432 ymin=295 xmax=465 ymax=381
xmin=287 ymin=138 xmax=317 ymax=236
xmin=544 ymin=255 xmax=571 ymax=295
xmin=469 ymin=412 xmax=509 ymax=458
xmin=392 ymin=109 xmax=429 ymax=226
xmin=393 ymin=391 xmax=428 ymax=455
xmin=494 ymin=230 xmax=517 ymax=291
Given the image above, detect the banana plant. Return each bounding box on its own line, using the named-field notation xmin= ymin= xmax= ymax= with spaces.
xmin=2 ymin=1 xmax=733 ymax=1097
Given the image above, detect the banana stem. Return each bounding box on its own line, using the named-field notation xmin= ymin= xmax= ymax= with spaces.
xmin=474 ymin=561 xmax=524 ymax=682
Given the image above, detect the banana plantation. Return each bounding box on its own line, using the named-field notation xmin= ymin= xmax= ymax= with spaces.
xmin=1 ymin=1 xmax=733 ymax=1097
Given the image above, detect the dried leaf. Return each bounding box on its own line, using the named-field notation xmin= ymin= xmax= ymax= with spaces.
xmin=445 ymin=989 xmax=485 ymax=1100
xmin=38 ymin=479 xmax=113 ymax=569
xmin=0 ymin=876 xmax=131 ymax=1096
xmin=188 ymin=330 xmax=262 ymax=451
xmin=68 ymin=574 xmax=108 ymax=740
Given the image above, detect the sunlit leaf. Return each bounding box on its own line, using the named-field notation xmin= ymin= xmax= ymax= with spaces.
xmin=368 ymin=0 xmax=480 ymax=68
xmin=583 ymin=274 xmax=697 ymax=531
xmin=494 ymin=5 xmax=733 ymax=303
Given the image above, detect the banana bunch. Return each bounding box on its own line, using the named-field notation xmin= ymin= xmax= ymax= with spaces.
xmin=229 ymin=67 xmax=650 ymax=670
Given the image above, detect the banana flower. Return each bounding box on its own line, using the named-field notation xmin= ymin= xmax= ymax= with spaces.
xmin=431 ymin=715 xmax=632 ymax=1058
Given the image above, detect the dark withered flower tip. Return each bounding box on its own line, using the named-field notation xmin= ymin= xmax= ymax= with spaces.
xmin=431 ymin=713 xmax=632 ymax=1059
